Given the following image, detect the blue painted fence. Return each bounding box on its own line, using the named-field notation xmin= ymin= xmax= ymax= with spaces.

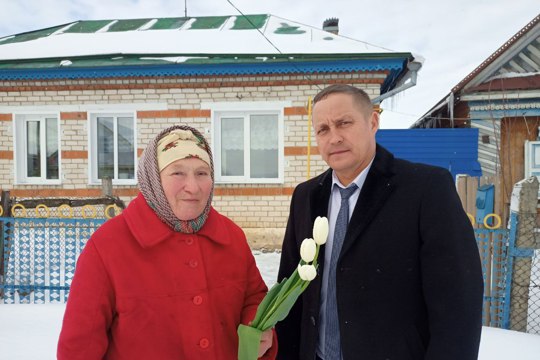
xmin=0 ymin=217 xmax=104 ymax=304
xmin=0 ymin=214 xmax=538 ymax=334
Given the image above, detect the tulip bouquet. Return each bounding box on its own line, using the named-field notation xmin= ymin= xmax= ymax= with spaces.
xmin=238 ymin=216 xmax=329 ymax=360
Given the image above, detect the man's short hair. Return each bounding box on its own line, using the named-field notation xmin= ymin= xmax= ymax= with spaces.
xmin=313 ymin=84 xmax=373 ymax=115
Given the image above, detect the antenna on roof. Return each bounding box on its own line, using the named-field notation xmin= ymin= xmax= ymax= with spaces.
xmin=184 ymin=0 xmax=188 ymax=17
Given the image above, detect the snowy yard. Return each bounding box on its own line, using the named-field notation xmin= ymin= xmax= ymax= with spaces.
xmin=1 ymin=251 xmax=539 ymax=359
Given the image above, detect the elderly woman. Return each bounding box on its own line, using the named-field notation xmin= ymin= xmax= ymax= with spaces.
xmin=58 ymin=125 xmax=276 ymax=359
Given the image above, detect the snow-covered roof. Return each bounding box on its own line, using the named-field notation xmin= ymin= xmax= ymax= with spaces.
xmin=0 ymin=14 xmax=404 ymax=61
xmin=412 ymin=14 xmax=540 ymax=128
xmin=452 ymin=14 xmax=540 ymax=92
xmin=0 ymin=14 xmax=419 ymax=94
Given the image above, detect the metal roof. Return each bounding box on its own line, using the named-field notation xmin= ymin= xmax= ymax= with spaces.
xmin=0 ymin=58 xmax=407 ymax=87
xmin=412 ymin=14 xmax=540 ymax=128
xmin=0 ymin=14 xmax=414 ymax=93
xmin=452 ymin=14 xmax=540 ymax=93
xmin=0 ymin=14 xmax=418 ymax=95
xmin=0 ymin=14 xmax=411 ymax=61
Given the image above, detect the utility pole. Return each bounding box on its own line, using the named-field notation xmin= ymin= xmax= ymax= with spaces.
xmin=184 ymin=0 xmax=187 ymax=17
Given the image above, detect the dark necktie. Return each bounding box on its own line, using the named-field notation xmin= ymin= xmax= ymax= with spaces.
xmin=325 ymin=184 xmax=358 ymax=359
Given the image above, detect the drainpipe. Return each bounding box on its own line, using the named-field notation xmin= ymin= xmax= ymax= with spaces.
xmin=371 ymin=60 xmax=422 ymax=104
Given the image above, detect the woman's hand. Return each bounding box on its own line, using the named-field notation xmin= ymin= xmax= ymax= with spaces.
xmin=258 ymin=329 xmax=273 ymax=358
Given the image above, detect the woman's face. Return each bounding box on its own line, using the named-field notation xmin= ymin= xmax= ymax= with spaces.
xmin=160 ymin=157 xmax=213 ymax=221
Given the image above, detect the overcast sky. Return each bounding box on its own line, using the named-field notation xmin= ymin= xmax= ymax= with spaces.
xmin=1 ymin=0 xmax=539 ymax=128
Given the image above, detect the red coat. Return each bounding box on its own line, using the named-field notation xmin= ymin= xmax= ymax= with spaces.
xmin=58 ymin=193 xmax=276 ymax=360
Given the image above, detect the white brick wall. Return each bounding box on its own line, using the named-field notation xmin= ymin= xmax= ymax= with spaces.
xmin=0 ymin=73 xmax=381 ymax=239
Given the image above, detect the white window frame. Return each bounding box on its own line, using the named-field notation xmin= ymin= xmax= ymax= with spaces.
xmin=205 ymin=101 xmax=288 ymax=184
xmin=88 ymin=111 xmax=137 ymax=186
xmin=524 ymin=140 xmax=540 ymax=198
xmin=13 ymin=112 xmax=62 ymax=185
xmin=524 ymin=140 xmax=540 ymax=179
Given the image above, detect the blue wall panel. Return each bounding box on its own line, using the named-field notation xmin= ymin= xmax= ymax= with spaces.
xmin=376 ymin=128 xmax=481 ymax=178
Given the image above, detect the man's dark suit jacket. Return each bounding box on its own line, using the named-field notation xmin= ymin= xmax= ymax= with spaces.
xmin=276 ymin=145 xmax=483 ymax=360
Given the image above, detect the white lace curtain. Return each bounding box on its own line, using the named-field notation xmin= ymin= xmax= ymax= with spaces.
xmin=221 ymin=114 xmax=278 ymax=150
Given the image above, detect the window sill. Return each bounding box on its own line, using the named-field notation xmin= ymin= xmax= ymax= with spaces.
xmin=15 ymin=180 xmax=62 ymax=186
xmin=215 ymin=179 xmax=284 ymax=185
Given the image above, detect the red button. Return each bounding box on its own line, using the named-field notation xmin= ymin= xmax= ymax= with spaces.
xmin=189 ymin=259 xmax=198 ymax=268
xmin=193 ymin=295 xmax=203 ymax=305
xmin=185 ymin=238 xmax=194 ymax=245
xmin=199 ymin=338 xmax=210 ymax=349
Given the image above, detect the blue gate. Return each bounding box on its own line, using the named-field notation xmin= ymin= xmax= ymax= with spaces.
xmin=475 ymin=212 xmax=540 ymax=334
xmin=475 ymin=226 xmax=511 ymax=328
xmin=0 ymin=217 xmax=104 ymax=304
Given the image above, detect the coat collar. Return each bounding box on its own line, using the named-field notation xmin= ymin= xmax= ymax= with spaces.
xmin=341 ymin=144 xmax=395 ymax=255
xmin=309 ymin=144 xmax=396 ymax=256
xmin=309 ymin=168 xmax=333 ymax=224
xmin=123 ymin=193 xmax=230 ymax=248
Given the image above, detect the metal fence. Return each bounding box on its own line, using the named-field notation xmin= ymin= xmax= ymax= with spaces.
xmin=1 ymin=211 xmax=540 ymax=335
xmin=0 ymin=217 xmax=104 ymax=304
xmin=476 ymin=212 xmax=540 ymax=335
xmin=476 ymin=227 xmax=509 ymax=328
xmin=8 ymin=201 xmax=122 ymax=219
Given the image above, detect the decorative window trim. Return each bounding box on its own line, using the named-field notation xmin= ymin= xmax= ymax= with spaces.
xmin=88 ymin=111 xmax=138 ymax=186
xmin=13 ymin=112 xmax=62 ymax=185
xmin=204 ymin=101 xmax=289 ymax=185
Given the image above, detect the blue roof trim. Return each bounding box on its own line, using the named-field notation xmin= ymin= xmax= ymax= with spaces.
xmin=468 ymin=99 xmax=540 ymax=119
xmin=471 ymin=108 xmax=540 ymax=118
xmin=0 ymin=58 xmax=406 ymax=80
xmin=469 ymin=99 xmax=540 ymax=107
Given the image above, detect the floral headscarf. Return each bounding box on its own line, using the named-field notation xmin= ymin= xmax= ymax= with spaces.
xmin=137 ymin=125 xmax=214 ymax=233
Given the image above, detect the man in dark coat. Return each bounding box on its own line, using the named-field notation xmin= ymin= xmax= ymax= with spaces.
xmin=276 ymin=84 xmax=483 ymax=360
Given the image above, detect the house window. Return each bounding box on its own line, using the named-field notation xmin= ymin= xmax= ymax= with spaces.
xmin=14 ymin=114 xmax=60 ymax=184
xmin=213 ymin=109 xmax=284 ymax=183
xmin=89 ymin=113 xmax=136 ymax=185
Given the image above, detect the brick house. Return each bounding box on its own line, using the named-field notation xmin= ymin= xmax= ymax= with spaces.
xmin=0 ymin=14 xmax=421 ymax=246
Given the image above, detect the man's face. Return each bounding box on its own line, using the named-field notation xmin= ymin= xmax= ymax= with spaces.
xmin=312 ymin=92 xmax=379 ymax=185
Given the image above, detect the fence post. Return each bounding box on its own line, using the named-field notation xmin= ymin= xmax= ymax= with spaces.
xmin=101 ymin=177 xmax=113 ymax=197
xmin=0 ymin=190 xmax=9 ymax=297
xmin=456 ymin=175 xmax=478 ymax=220
xmin=507 ymin=176 xmax=539 ymax=331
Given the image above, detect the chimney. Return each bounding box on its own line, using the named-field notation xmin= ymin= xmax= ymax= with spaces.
xmin=322 ymin=18 xmax=339 ymax=35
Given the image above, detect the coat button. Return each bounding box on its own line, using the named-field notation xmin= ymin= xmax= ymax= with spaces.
xmin=199 ymin=338 xmax=210 ymax=349
xmin=189 ymin=259 xmax=198 ymax=268
xmin=193 ymin=295 xmax=203 ymax=305
xmin=185 ymin=237 xmax=194 ymax=245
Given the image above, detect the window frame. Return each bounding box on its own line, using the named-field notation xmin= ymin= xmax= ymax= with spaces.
xmin=88 ymin=111 xmax=138 ymax=186
xmin=13 ymin=112 xmax=62 ymax=185
xmin=207 ymin=101 xmax=287 ymax=184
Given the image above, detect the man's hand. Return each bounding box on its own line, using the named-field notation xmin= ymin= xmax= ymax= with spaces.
xmin=258 ymin=329 xmax=273 ymax=358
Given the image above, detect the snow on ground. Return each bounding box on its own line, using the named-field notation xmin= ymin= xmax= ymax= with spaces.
xmin=1 ymin=251 xmax=540 ymax=359
xmin=253 ymin=250 xmax=280 ymax=288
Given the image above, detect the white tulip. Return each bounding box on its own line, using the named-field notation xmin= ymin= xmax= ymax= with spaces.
xmin=313 ymin=216 xmax=329 ymax=245
xmin=297 ymin=264 xmax=317 ymax=281
xmin=300 ymin=238 xmax=317 ymax=262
